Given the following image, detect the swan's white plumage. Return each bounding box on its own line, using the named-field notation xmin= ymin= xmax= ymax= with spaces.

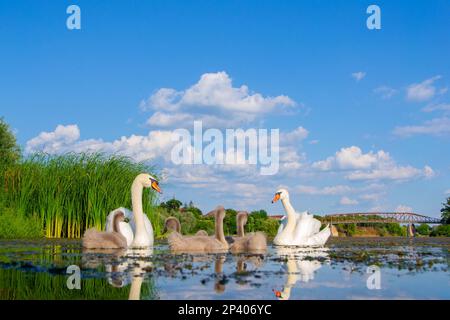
xmin=273 ymin=189 xmax=331 ymax=246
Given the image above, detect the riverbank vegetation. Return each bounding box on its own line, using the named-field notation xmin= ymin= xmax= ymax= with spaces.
xmin=334 ymin=223 xmax=408 ymax=237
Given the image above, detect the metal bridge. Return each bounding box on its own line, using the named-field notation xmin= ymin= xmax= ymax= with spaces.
xmin=320 ymin=212 xmax=442 ymax=225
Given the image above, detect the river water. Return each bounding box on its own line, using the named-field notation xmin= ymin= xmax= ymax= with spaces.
xmin=0 ymin=237 xmax=448 ymax=300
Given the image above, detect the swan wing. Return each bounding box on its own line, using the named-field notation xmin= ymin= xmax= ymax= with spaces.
xmin=276 ymin=215 xmax=287 ymax=235
xmin=118 ymin=221 xmax=134 ymax=247
xmin=304 ymin=225 xmax=331 ymax=246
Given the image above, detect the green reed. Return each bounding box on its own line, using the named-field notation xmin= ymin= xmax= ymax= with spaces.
xmin=1 ymin=153 xmax=161 ymax=239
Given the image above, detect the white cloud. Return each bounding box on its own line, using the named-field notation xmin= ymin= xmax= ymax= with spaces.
xmin=141 ymin=71 xmax=296 ymax=115
xmin=281 ymin=126 xmax=309 ymax=143
xmin=373 ymin=86 xmax=397 ymax=99
xmin=359 ymin=193 xmax=384 ymax=202
xmin=146 ymin=112 xmax=194 ymax=127
xmin=422 ymin=103 xmax=450 ymax=113
xmin=393 ymin=117 xmax=450 ymax=137
xmin=296 ymin=184 xmax=352 ymax=196
xmin=311 ymin=146 xmax=434 ymax=182
xmin=395 ymin=205 xmax=413 ymax=213
xmin=340 ymin=196 xmax=358 ymax=205
xmin=346 ymin=165 xmax=432 ymax=181
xmin=26 ymin=124 xmax=176 ymax=162
xmin=26 ymin=124 xmax=80 ymax=154
xmin=423 ymin=165 xmax=435 ymax=178
xmin=312 ymin=146 xmax=389 ymax=171
xmin=406 ymin=75 xmax=442 ymax=102
xmin=351 ymin=72 xmax=366 ymax=82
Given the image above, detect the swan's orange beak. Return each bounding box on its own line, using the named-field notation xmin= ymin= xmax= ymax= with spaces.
xmin=272 ymin=193 xmax=280 ymax=203
xmin=151 ymin=181 xmax=162 ymax=193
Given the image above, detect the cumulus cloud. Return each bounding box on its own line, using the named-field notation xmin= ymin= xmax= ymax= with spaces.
xmin=26 ymin=124 xmax=80 ymax=154
xmin=311 ymin=146 xmax=433 ymax=181
xmin=395 ymin=205 xmax=413 ymax=213
xmin=281 ymin=126 xmax=309 ymax=143
xmin=340 ymin=196 xmax=358 ymax=205
xmin=393 ymin=117 xmax=450 ymax=137
xmin=312 ymin=146 xmax=389 ymax=171
xmin=140 ymin=72 xmax=296 ymax=128
xmin=26 ymin=124 xmax=176 ymax=162
xmin=406 ymin=76 xmax=442 ymax=102
xmin=351 ymin=72 xmax=366 ymax=82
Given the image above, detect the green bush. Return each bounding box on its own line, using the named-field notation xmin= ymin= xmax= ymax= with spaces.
xmin=385 ymin=223 xmax=405 ymax=236
xmin=416 ymin=224 xmax=431 ymax=236
xmin=430 ymin=224 xmax=450 ymax=237
xmin=337 ymin=223 xmax=356 ymax=236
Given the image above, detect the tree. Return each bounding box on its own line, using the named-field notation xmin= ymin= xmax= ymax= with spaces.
xmin=223 ymin=209 xmax=237 ymax=235
xmin=161 ymin=198 xmax=183 ymax=211
xmin=440 ymin=197 xmax=450 ymax=224
xmin=430 ymin=224 xmax=450 ymax=237
xmin=416 ymin=224 xmax=431 ymax=236
xmin=0 ymin=117 xmax=21 ymax=168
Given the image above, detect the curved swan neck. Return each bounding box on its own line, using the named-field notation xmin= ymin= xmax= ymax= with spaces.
xmin=215 ymin=213 xmax=227 ymax=245
xmin=113 ymin=214 xmax=122 ymax=233
xmin=281 ymin=197 xmax=297 ymax=233
xmin=281 ymin=197 xmax=296 ymax=217
xmin=237 ymin=216 xmax=245 ymax=237
xmin=131 ymin=179 xmax=146 ymax=239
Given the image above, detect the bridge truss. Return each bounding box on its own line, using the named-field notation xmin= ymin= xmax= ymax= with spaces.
xmin=320 ymin=212 xmax=442 ymax=224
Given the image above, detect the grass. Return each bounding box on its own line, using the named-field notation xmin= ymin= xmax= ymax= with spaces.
xmin=0 ymin=153 xmax=162 ymax=239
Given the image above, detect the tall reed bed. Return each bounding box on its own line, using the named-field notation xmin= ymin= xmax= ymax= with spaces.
xmin=1 ymin=153 xmax=162 ymax=238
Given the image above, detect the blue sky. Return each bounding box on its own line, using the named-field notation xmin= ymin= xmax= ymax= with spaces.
xmin=1 ymin=0 xmax=449 ymax=217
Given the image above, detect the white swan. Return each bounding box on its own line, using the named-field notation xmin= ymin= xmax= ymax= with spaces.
xmin=105 ymin=173 xmax=161 ymax=248
xmin=272 ymin=188 xmax=330 ymax=246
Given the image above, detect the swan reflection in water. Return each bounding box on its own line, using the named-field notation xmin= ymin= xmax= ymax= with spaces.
xmin=274 ymin=246 xmax=330 ymax=300
xmin=81 ymin=246 xmax=327 ymax=300
xmin=82 ymin=247 xmax=153 ymax=300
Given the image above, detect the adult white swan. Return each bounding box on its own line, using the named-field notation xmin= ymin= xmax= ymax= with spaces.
xmin=105 ymin=173 xmax=161 ymax=248
xmin=272 ymin=189 xmax=330 ymax=246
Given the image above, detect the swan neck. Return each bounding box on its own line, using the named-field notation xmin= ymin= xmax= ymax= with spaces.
xmin=215 ymin=214 xmax=227 ymax=245
xmin=237 ymin=217 xmax=245 ymax=237
xmin=113 ymin=215 xmax=121 ymax=233
xmin=281 ymin=197 xmax=296 ymax=217
xmin=281 ymin=197 xmax=296 ymax=233
xmin=131 ymin=179 xmax=146 ymax=238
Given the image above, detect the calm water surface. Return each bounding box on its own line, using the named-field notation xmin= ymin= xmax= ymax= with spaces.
xmin=0 ymin=238 xmax=448 ymax=300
